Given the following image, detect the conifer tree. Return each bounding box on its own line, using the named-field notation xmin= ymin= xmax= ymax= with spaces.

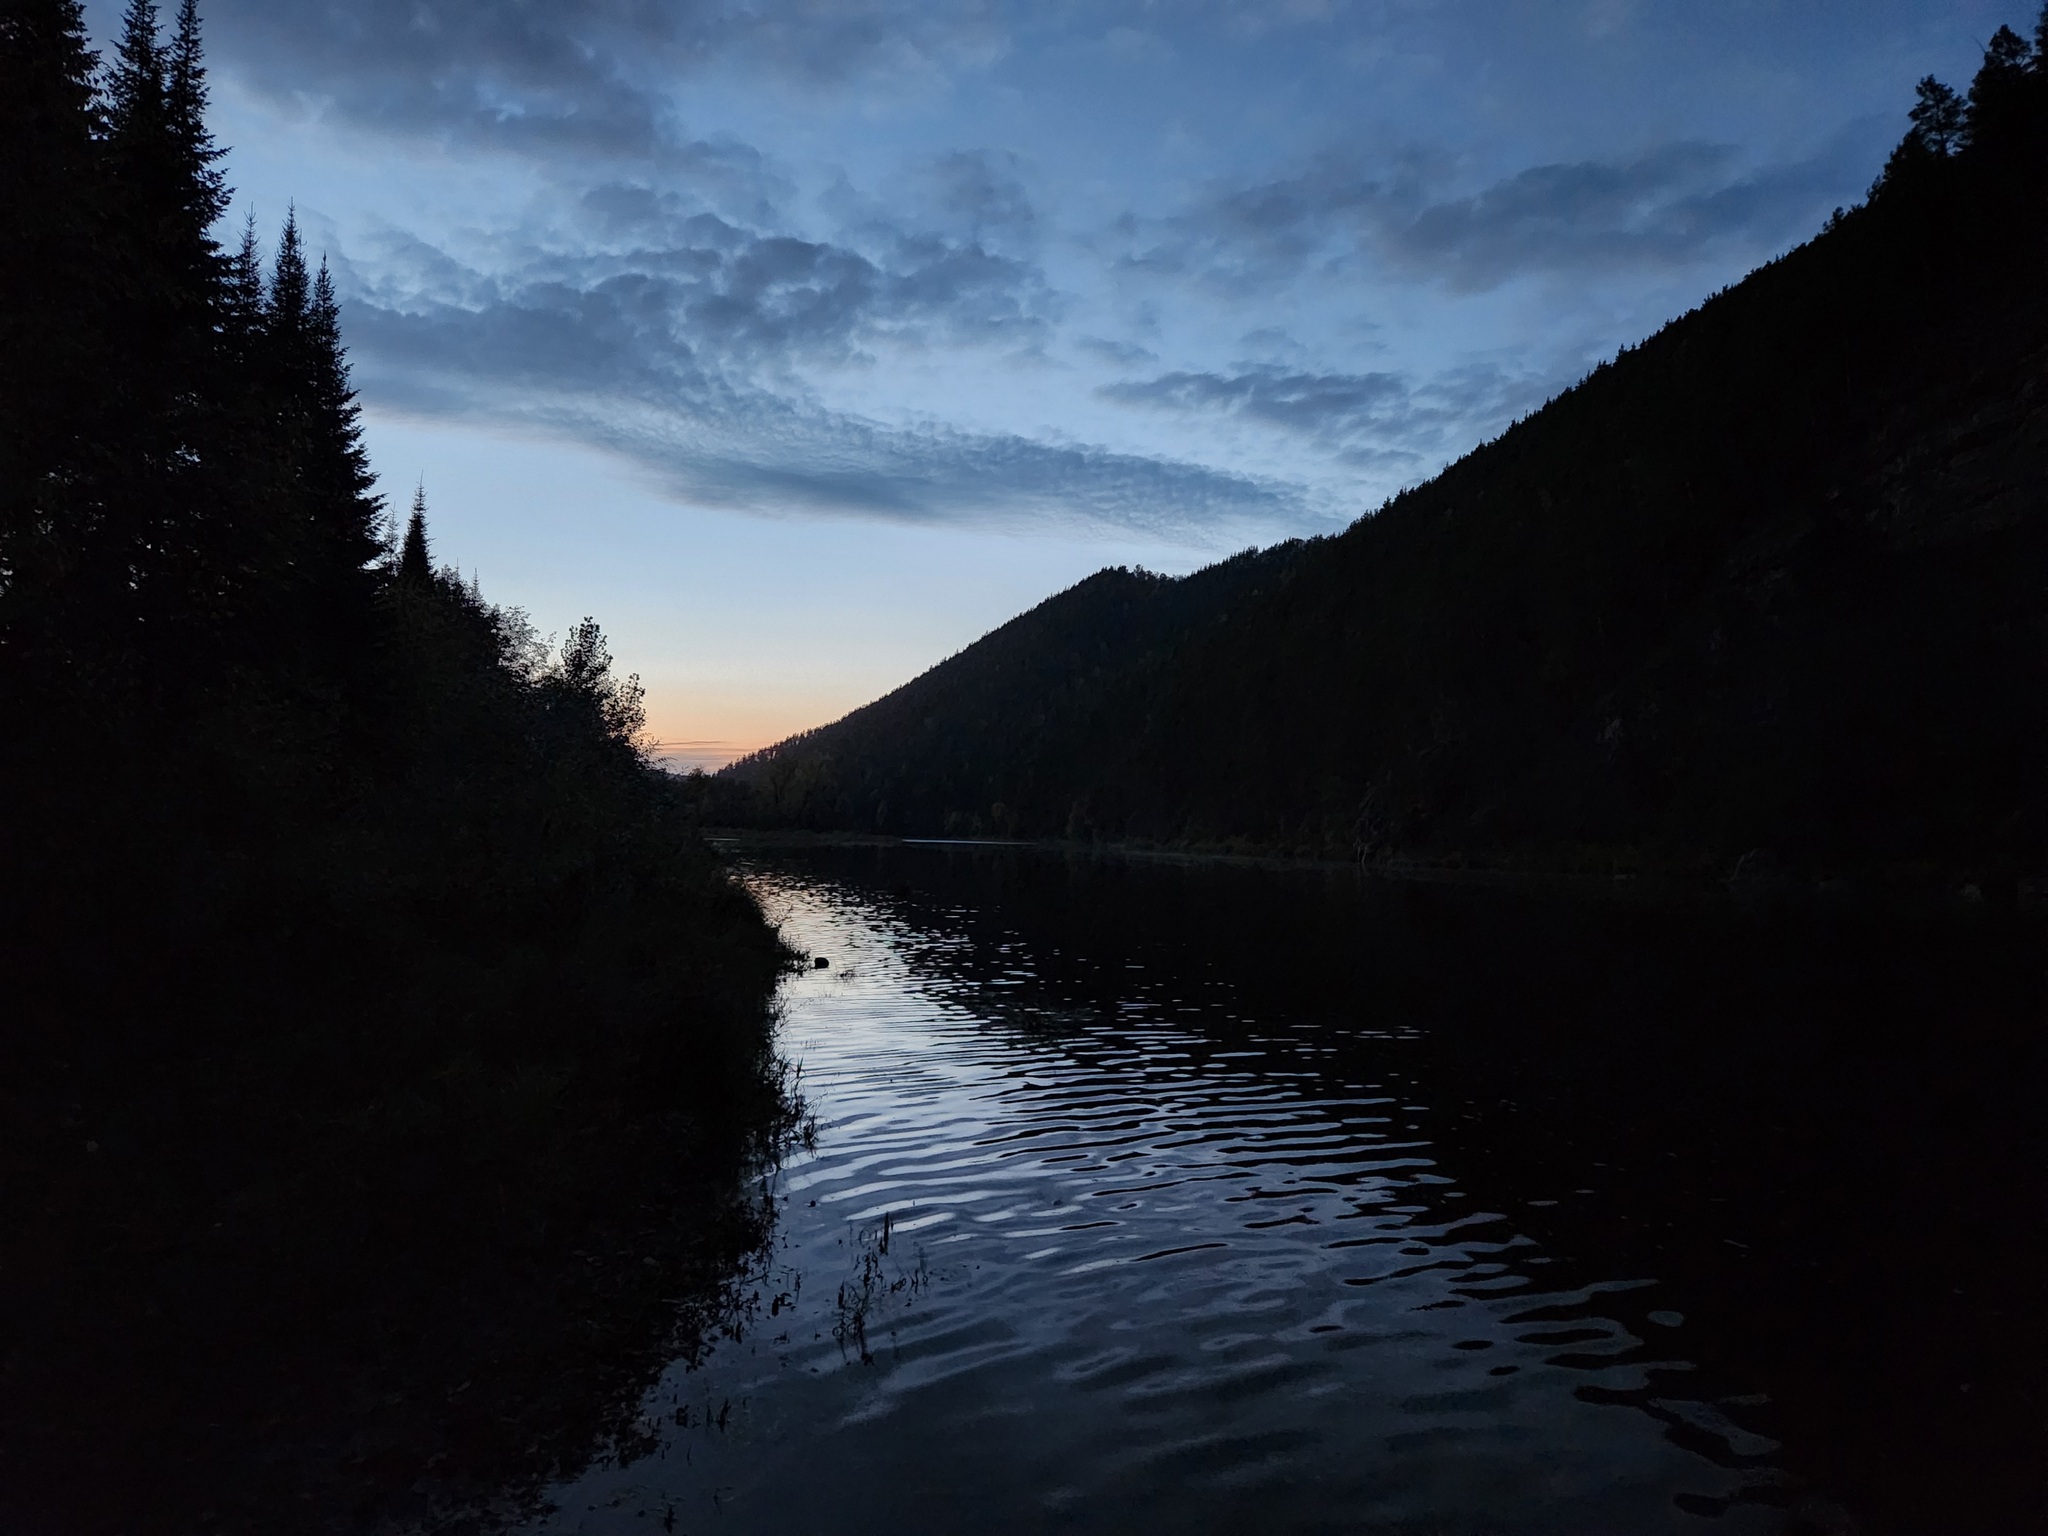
xmin=1872 ymin=76 xmax=1965 ymax=201
xmin=105 ymin=0 xmax=226 ymax=292
xmin=258 ymin=213 xmax=384 ymax=672
xmin=1908 ymin=76 xmax=1966 ymax=155
xmin=1966 ymin=25 xmax=2036 ymax=149
xmin=268 ymin=204 xmax=310 ymax=336
xmin=106 ymin=0 xmax=165 ymax=162
xmin=259 ymin=206 xmax=318 ymax=605
xmin=1985 ymin=21 xmax=2033 ymax=72
xmin=309 ymin=257 xmax=383 ymax=575
xmin=398 ymin=485 xmax=433 ymax=586
xmin=89 ymin=0 xmax=240 ymax=659
xmin=0 ymin=0 xmax=105 ymax=636
xmin=0 ymin=0 xmax=99 ymax=193
xmin=224 ymin=212 xmax=264 ymax=341
xmin=165 ymin=0 xmax=226 ymax=224
xmin=0 ymin=0 xmax=102 ymax=381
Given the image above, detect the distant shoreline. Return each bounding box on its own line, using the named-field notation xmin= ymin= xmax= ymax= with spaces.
xmin=704 ymin=828 xmax=2046 ymax=913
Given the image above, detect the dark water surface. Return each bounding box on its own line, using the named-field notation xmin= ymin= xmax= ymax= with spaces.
xmin=523 ymin=844 xmax=2046 ymax=1535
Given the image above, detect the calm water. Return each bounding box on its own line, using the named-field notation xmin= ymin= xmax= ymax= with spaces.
xmin=524 ymin=844 xmax=2046 ymax=1536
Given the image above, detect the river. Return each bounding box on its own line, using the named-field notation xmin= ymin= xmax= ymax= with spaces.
xmin=520 ymin=842 xmax=2045 ymax=1535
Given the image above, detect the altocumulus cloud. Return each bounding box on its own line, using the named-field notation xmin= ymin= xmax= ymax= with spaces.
xmin=337 ymin=224 xmax=1297 ymax=533
xmin=1151 ymin=133 xmax=1869 ymax=294
xmin=190 ymin=0 xmax=1919 ymax=538
xmin=197 ymin=0 xmax=1312 ymax=535
xmin=204 ymin=0 xmax=1003 ymax=161
xmin=1102 ymin=364 xmax=1550 ymax=474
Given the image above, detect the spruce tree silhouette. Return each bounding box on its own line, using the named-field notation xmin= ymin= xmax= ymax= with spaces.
xmin=164 ymin=0 xmax=225 ymax=227
xmin=398 ymin=484 xmax=434 ymax=587
xmin=307 ymin=257 xmax=383 ymax=585
xmin=0 ymin=0 xmax=104 ymax=655
xmin=1966 ymin=20 xmax=2048 ymax=177
xmin=224 ymin=212 xmax=263 ymax=337
xmin=249 ymin=209 xmax=385 ymax=678
xmin=89 ymin=0 xmax=235 ymax=663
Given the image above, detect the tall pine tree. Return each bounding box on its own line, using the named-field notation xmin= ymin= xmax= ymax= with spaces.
xmin=89 ymin=0 xmax=236 ymax=660
xmin=0 ymin=0 xmax=106 ymax=665
xmin=254 ymin=212 xmax=384 ymax=678
xmin=1965 ymin=25 xmax=2037 ymax=152
xmin=397 ymin=484 xmax=432 ymax=586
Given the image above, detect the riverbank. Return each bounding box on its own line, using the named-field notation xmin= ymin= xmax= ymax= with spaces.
xmin=706 ymin=827 xmax=2046 ymax=913
xmin=0 ymin=817 xmax=802 ymax=1536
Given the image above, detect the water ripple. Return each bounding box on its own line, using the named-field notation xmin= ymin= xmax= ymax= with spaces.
xmin=526 ymin=856 xmax=1795 ymax=1535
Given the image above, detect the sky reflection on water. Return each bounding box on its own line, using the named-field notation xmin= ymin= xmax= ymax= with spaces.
xmin=524 ymin=846 xmax=2045 ymax=1535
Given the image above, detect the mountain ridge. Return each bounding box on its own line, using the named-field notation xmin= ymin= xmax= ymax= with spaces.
xmin=712 ymin=26 xmax=2048 ymax=888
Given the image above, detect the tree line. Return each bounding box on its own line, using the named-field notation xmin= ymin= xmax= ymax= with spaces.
xmin=3 ymin=0 xmax=378 ymax=703
xmin=0 ymin=6 xmax=791 ymax=1528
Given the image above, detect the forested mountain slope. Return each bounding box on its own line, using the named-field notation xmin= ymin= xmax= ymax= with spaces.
xmin=721 ymin=23 xmax=2048 ymax=887
xmin=725 ymin=542 xmax=1308 ymax=836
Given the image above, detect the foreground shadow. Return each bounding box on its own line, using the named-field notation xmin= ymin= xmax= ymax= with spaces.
xmin=0 ymin=1012 xmax=799 ymax=1536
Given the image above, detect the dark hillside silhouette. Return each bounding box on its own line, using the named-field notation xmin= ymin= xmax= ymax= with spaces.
xmin=718 ymin=543 xmax=1307 ymax=837
xmin=720 ymin=15 xmax=2048 ymax=889
xmin=0 ymin=5 xmax=791 ymax=1529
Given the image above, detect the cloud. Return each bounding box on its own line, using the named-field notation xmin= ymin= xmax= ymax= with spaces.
xmin=572 ymin=145 xmax=793 ymax=231
xmin=583 ymin=400 xmax=1299 ymax=532
xmin=193 ymin=0 xmax=1878 ymax=542
xmin=926 ymin=150 xmax=1037 ymax=243
xmin=1373 ymin=143 xmax=1846 ymax=290
xmin=340 ymin=203 xmax=1054 ymax=367
xmin=201 ymin=0 xmax=1005 ymax=164
xmin=338 ymin=227 xmax=1297 ymax=536
xmin=1153 ymin=136 xmax=1861 ymax=293
xmin=214 ymin=0 xmax=1301 ymax=541
xmin=1102 ymin=363 xmax=1547 ymax=471
xmin=1076 ymin=335 xmax=1159 ymax=367
xmin=1106 ymin=366 xmax=1408 ymax=429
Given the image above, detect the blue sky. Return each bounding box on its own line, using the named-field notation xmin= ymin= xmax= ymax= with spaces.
xmin=95 ymin=0 xmax=2020 ymax=764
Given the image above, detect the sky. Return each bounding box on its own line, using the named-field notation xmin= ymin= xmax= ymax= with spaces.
xmin=88 ymin=0 xmax=2023 ymax=766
